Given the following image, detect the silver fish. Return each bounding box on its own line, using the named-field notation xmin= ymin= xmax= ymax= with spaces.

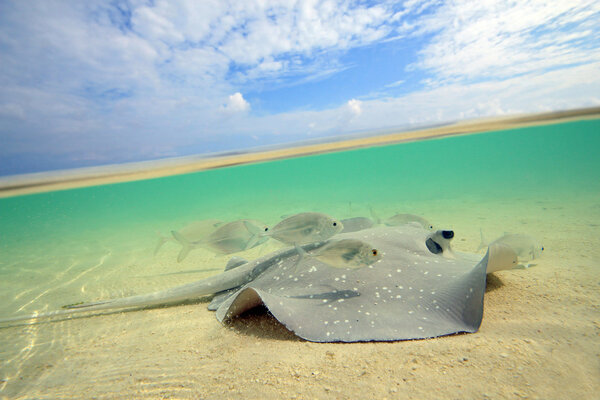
xmin=340 ymin=217 xmax=375 ymax=233
xmin=248 ymin=212 xmax=343 ymax=245
xmin=478 ymin=231 xmax=543 ymax=268
xmin=172 ymin=219 xmax=269 ymax=261
xmin=155 ymin=219 xmax=223 ymax=255
xmin=296 ymin=238 xmax=382 ymax=269
xmin=384 ymin=214 xmax=433 ymax=230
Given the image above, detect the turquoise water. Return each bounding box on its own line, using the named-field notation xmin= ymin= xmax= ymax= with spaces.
xmin=0 ymin=118 xmax=599 ymax=398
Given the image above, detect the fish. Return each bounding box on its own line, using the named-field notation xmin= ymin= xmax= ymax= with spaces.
xmin=0 ymin=225 xmax=524 ymax=343
xmin=384 ymin=214 xmax=434 ymax=230
xmin=478 ymin=230 xmax=544 ymax=268
xmin=294 ymin=238 xmax=382 ymax=269
xmin=246 ymin=212 xmax=343 ymax=245
xmin=154 ymin=219 xmax=223 ymax=256
xmin=340 ymin=217 xmax=375 ymax=233
xmin=172 ymin=219 xmax=269 ymax=261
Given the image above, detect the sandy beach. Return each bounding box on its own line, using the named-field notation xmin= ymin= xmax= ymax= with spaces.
xmin=1 ymin=192 xmax=598 ymax=399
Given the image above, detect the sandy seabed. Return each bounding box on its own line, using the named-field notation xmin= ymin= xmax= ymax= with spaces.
xmin=0 ymin=193 xmax=598 ymax=400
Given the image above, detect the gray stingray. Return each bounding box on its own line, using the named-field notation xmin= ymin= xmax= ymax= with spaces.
xmin=0 ymin=226 xmax=518 ymax=342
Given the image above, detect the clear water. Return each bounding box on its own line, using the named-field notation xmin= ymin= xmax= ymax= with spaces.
xmin=0 ymin=118 xmax=599 ymax=398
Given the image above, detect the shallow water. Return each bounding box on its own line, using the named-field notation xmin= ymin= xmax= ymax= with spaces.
xmin=0 ymin=118 xmax=599 ymax=398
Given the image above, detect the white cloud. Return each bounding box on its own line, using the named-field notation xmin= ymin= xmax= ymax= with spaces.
xmin=409 ymin=0 xmax=600 ymax=83
xmin=385 ymin=79 xmax=405 ymax=88
xmin=223 ymin=92 xmax=250 ymax=113
xmin=347 ymin=99 xmax=363 ymax=116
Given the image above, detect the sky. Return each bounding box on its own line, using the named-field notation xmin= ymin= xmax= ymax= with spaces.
xmin=0 ymin=0 xmax=599 ymax=176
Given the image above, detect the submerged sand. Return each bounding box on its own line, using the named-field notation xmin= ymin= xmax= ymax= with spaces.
xmin=0 ymin=194 xmax=598 ymax=399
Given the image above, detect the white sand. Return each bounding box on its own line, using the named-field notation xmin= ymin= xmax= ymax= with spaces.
xmin=0 ymin=193 xmax=598 ymax=399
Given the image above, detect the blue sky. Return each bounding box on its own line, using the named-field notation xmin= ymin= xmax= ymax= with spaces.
xmin=1 ymin=0 xmax=599 ymax=176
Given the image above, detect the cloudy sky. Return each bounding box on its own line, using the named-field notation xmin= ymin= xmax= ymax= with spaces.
xmin=1 ymin=0 xmax=599 ymax=175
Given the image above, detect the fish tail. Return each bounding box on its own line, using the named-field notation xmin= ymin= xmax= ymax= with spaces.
xmin=476 ymin=228 xmax=488 ymax=252
xmin=369 ymin=206 xmax=381 ymax=224
xmin=293 ymin=243 xmax=309 ymax=273
xmin=171 ymin=230 xmax=191 ymax=262
xmin=153 ymin=232 xmax=168 ymax=255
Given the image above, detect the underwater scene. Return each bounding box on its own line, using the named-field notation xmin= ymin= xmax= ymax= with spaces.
xmin=0 ymin=117 xmax=599 ymax=399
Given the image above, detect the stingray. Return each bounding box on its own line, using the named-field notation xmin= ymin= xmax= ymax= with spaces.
xmin=0 ymin=225 xmax=514 ymax=342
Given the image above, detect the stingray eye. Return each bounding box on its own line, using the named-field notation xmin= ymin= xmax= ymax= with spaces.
xmin=372 ymin=249 xmax=378 ymax=256
xmin=264 ymin=227 xmax=269 ymax=232
xmin=333 ymin=222 xmax=337 ymax=226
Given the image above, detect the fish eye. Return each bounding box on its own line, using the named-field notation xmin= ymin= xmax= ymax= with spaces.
xmin=541 ymin=247 xmax=544 ymax=251
xmin=264 ymin=227 xmax=269 ymax=232
xmin=372 ymin=249 xmax=378 ymax=256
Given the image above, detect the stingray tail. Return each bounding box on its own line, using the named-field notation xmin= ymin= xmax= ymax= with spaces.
xmin=477 ymin=229 xmax=488 ymax=252
xmin=0 ymin=271 xmax=242 ymax=328
xmin=171 ymin=230 xmax=192 ymax=262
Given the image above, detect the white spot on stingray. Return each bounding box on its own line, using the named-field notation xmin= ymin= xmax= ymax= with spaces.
xmin=333 ymin=307 xmax=338 ymax=310
xmin=419 ymin=289 xmax=424 ymax=293
xmin=308 ymin=266 xmax=317 ymax=273
xmin=335 ymin=278 xmax=339 ymax=281
xmin=293 ymin=278 xmax=298 ymax=282
xmin=322 ymin=299 xmax=328 ymax=303
xmin=368 ymin=265 xmax=374 ymax=269
xmin=341 ymin=274 xmax=346 ymax=279
xmin=365 ymin=312 xmax=371 ymax=315
xmin=424 ymin=271 xmax=429 ymax=275
xmin=396 ymin=269 xmax=402 ymax=273
xmin=435 ymin=305 xmax=440 ymax=309
xmin=328 ymin=304 xmax=332 ymax=308
xmin=327 ymin=332 xmax=331 ymax=336
xmin=338 ymin=299 xmax=345 ymax=303
xmin=382 ymin=287 xmax=388 ymax=290
xmin=344 ymin=319 xmax=349 ymax=323
xmin=387 ymin=274 xmax=392 ymax=277
xmin=408 ymin=310 xmax=414 ymax=314
xmin=398 ymin=285 xmax=404 ymax=289
xmin=469 ymin=288 xmax=474 ymax=293
xmin=324 ymin=321 xmax=329 ymax=325
xmin=396 ymin=295 xmax=402 ymax=299
xmin=288 ymin=275 xmax=293 ymax=278
xmin=432 ymin=300 xmax=437 ymax=304
xmin=279 ymin=301 xmax=283 ymax=306
xmin=418 ymin=326 xmax=423 ymax=330
xmin=334 ymin=320 xmax=340 ymax=324
xmin=431 ymin=291 xmax=436 ymax=295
